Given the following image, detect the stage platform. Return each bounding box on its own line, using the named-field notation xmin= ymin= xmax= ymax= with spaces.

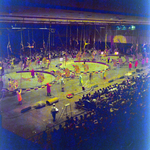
xmin=0 ymin=55 xmax=149 ymax=139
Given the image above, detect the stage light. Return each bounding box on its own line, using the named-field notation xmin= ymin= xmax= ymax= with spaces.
xmin=101 ymin=52 xmax=104 ymax=55
xmin=116 ymin=26 xmax=121 ymax=30
xmin=122 ymin=25 xmax=126 ymax=30
xmin=114 ymin=52 xmax=119 ymax=55
xmin=129 ymin=25 xmax=136 ymax=30
xmin=131 ymin=25 xmax=135 ymax=30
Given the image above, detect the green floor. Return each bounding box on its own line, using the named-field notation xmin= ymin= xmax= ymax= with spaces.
xmin=60 ymin=61 xmax=109 ymax=72
xmin=4 ymin=72 xmax=55 ymax=89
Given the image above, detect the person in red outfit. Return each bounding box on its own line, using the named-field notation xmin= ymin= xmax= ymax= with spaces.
xmin=30 ymin=69 xmax=35 ymax=78
xmin=16 ymin=89 xmax=22 ymax=105
xmin=146 ymin=57 xmax=149 ymax=65
xmin=46 ymin=83 xmax=51 ymax=96
xmin=129 ymin=62 xmax=132 ymax=70
xmin=135 ymin=60 xmax=138 ymax=68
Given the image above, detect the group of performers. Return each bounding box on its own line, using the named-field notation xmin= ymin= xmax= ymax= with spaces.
xmin=0 ymin=44 xmax=149 ymax=107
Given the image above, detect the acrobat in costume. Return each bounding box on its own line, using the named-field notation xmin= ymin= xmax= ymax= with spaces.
xmin=10 ymin=58 xmax=15 ymax=69
xmin=129 ymin=62 xmax=132 ymax=70
xmin=0 ymin=62 xmax=4 ymax=77
xmin=61 ymin=78 xmax=65 ymax=92
xmin=46 ymin=83 xmax=51 ymax=96
xmin=16 ymin=89 xmax=22 ymax=105
xmin=142 ymin=58 xmax=145 ymax=67
xmin=89 ymin=73 xmax=93 ymax=83
xmin=146 ymin=57 xmax=149 ymax=65
xmin=107 ymin=57 xmax=110 ymax=63
xmin=79 ymin=75 xmax=83 ymax=86
xmin=30 ymin=69 xmax=35 ymax=78
xmin=65 ymin=53 xmax=68 ymax=66
xmin=135 ymin=60 xmax=138 ymax=68
xmin=102 ymin=71 xmax=107 ymax=79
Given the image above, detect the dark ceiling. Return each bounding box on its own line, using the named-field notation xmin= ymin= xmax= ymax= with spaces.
xmin=0 ymin=0 xmax=150 ymax=25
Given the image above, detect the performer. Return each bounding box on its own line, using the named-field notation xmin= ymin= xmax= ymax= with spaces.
xmin=132 ymin=54 xmax=136 ymax=61
xmin=129 ymin=62 xmax=132 ymax=70
xmin=76 ymin=51 xmax=82 ymax=62
xmin=61 ymin=78 xmax=65 ymax=92
xmin=79 ymin=74 xmax=83 ymax=86
xmin=125 ymin=55 xmax=129 ymax=64
xmin=8 ymin=78 xmax=19 ymax=92
xmin=1 ymin=64 xmax=4 ymax=76
xmin=142 ymin=43 xmax=147 ymax=58
xmin=92 ymin=50 xmax=96 ymax=61
xmin=118 ymin=57 xmax=123 ymax=67
xmin=0 ymin=62 xmax=4 ymax=77
xmin=30 ymin=69 xmax=35 ymax=78
xmin=0 ymin=80 xmax=3 ymax=92
xmin=27 ymin=58 xmax=32 ymax=70
xmin=46 ymin=59 xmax=51 ymax=69
xmin=35 ymin=55 xmax=40 ymax=66
xmin=0 ymin=61 xmax=2 ymax=68
xmin=51 ymin=103 xmax=59 ymax=122
xmin=18 ymin=61 xmax=23 ymax=70
xmin=48 ymin=53 xmax=51 ymax=62
xmin=112 ymin=59 xmax=117 ymax=67
xmin=16 ymin=89 xmax=22 ymax=105
xmin=10 ymin=58 xmax=15 ymax=69
xmin=89 ymin=73 xmax=93 ymax=83
xmin=22 ymin=58 xmax=27 ymax=71
xmin=42 ymin=57 xmax=47 ymax=68
xmin=65 ymin=52 xmax=68 ymax=66
xmin=107 ymin=57 xmax=110 ymax=63
xmin=135 ymin=60 xmax=138 ymax=68
xmin=146 ymin=57 xmax=149 ymax=65
xmin=82 ymin=51 xmax=86 ymax=58
xmin=73 ymin=65 xmax=80 ymax=75
xmin=142 ymin=58 xmax=145 ymax=67
xmin=46 ymin=83 xmax=51 ymax=96
xmin=103 ymin=71 xmax=107 ymax=79
xmin=82 ymin=63 xmax=89 ymax=73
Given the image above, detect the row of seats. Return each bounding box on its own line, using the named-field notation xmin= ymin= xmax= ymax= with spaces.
xmin=39 ymin=72 xmax=150 ymax=149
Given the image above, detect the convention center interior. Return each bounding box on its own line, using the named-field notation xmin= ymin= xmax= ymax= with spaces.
xmin=0 ymin=0 xmax=150 ymax=149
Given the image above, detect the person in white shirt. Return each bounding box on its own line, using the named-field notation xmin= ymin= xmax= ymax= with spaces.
xmin=51 ymin=103 xmax=59 ymax=122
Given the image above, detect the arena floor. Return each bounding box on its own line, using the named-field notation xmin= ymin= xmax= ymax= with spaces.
xmin=0 ymin=54 xmax=149 ymax=139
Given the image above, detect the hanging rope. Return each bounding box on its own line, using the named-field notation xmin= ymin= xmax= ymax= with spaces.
xmin=115 ymin=26 xmax=118 ymax=49
xmin=52 ymin=30 xmax=54 ymax=46
xmin=84 ymin=24 xmax=85 ymax=42
xmin=88 ymin=25 xmax=91 ymax=49
xmin=49 ymin=24 xmax=51 ymax=54
xmin=66 ymin=25 xmax=68 ymax=50
xmin=20 ymin=30 xmax=25 ymax=57
xmin=80 ymin=25 xmax=83 ymax=52
xmin=57 ymin=30 xmax=64 ymax=49
xmin=19 ymin=29 xmax=24 ymax=88
xmin=76 ymin=25 xmax=79 ymax=46
xmin=27 ymin=30 xmax=32 ymax=59
xmin=32 ymin=29 xmax=35 ymax=52
xmin=45 ymin=27 xmax=50 ymax=54
xmin=70 ymin=24 xmax=71 ymax=47
xmin=7 ymin=34 xmax=12 ymax=58
xmin=42 ymin=27 xmax=46 ymax=54
xmin=105 ymin=26 xmax=108 ymax=49
xmin=94 ymin=24 xmax=96 ymax=49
